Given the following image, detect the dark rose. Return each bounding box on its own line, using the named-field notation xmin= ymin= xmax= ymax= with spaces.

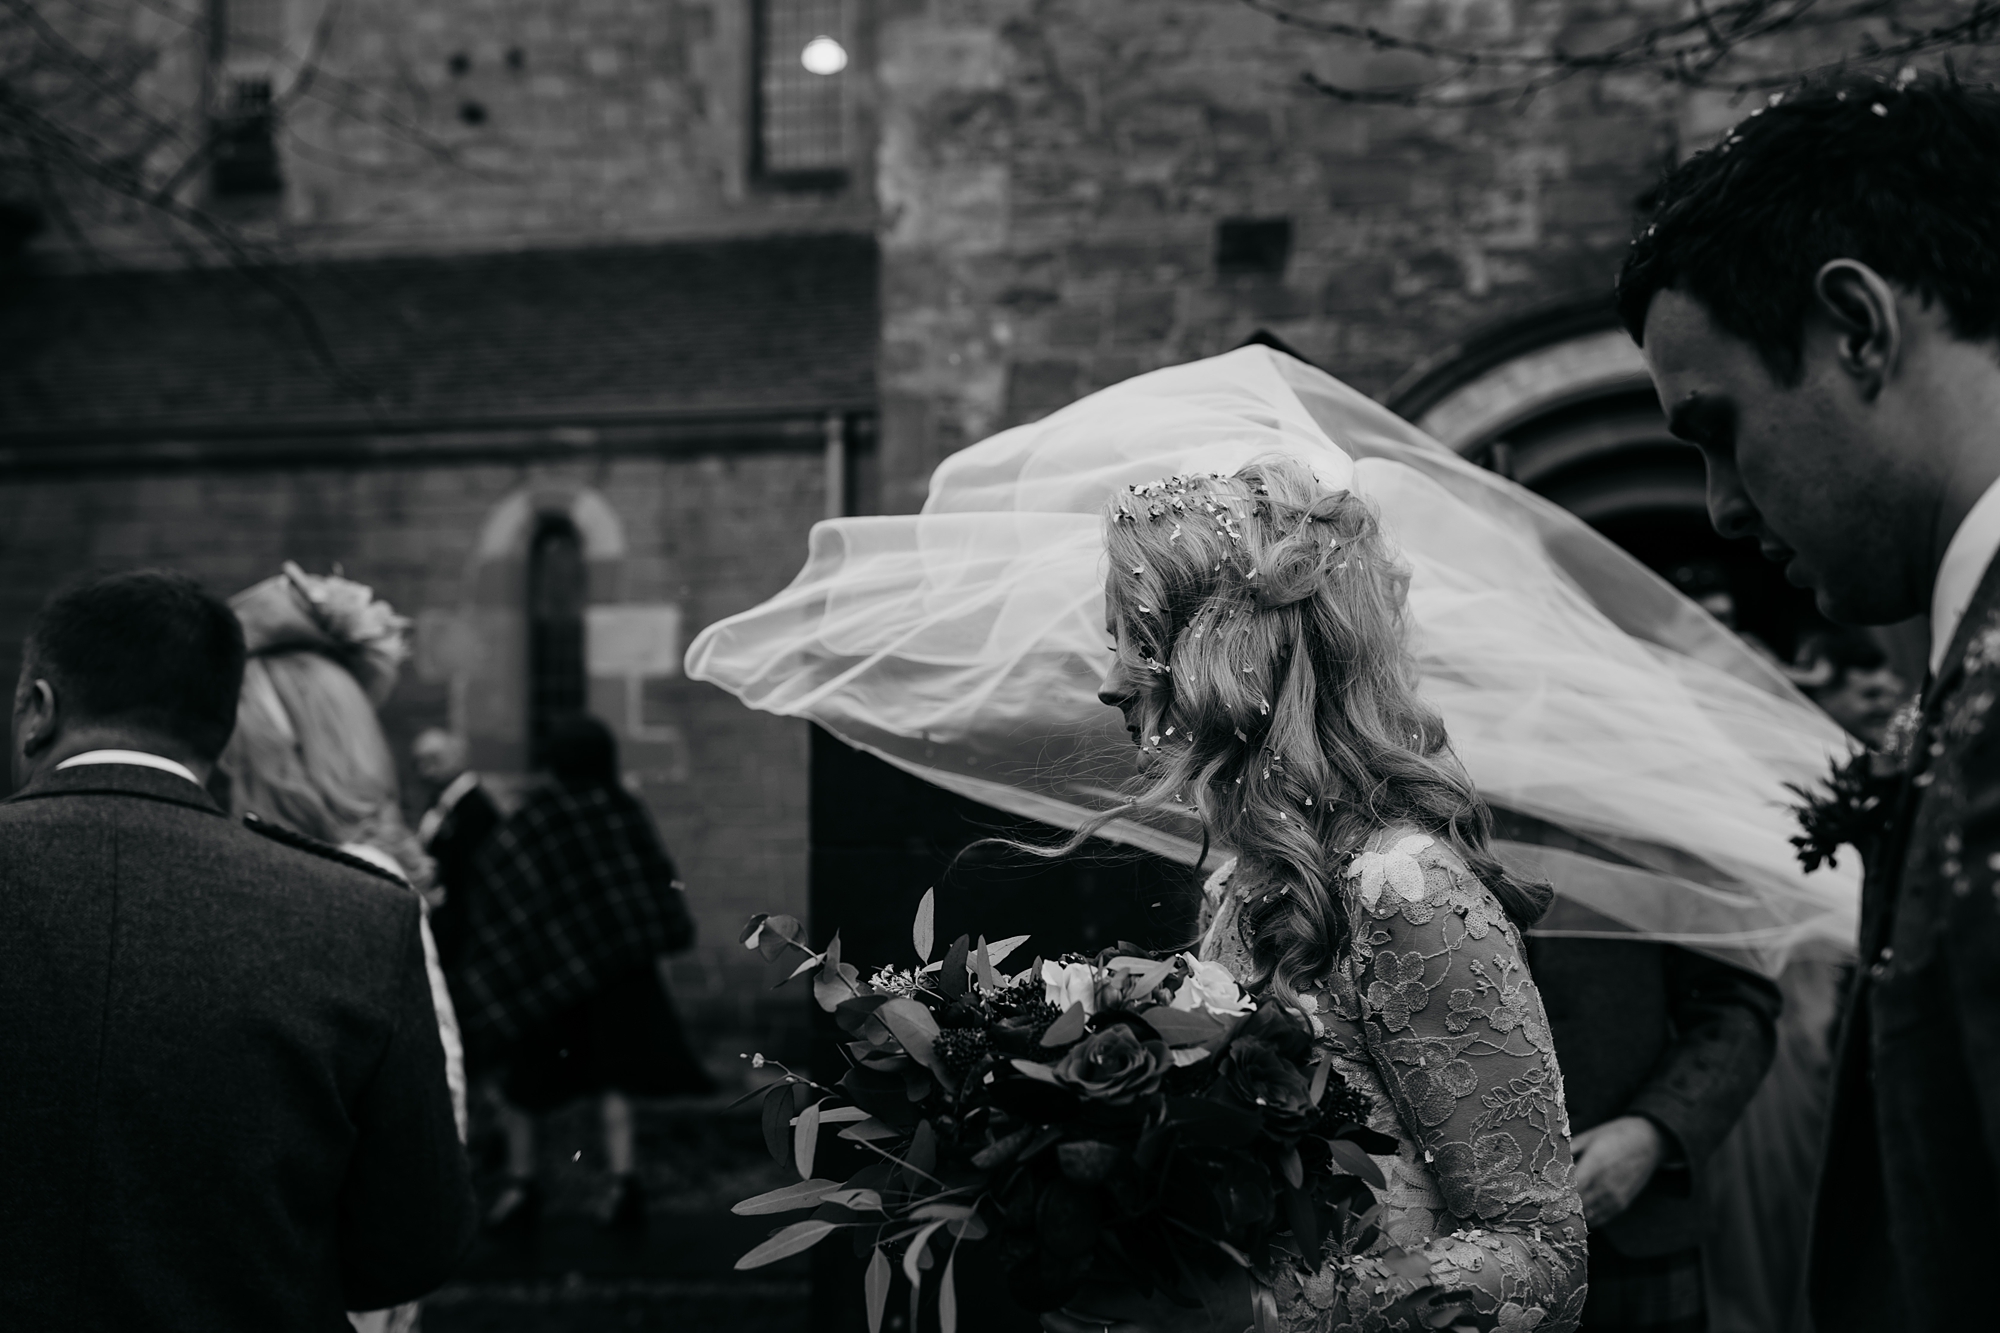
xmin=1053 ymin=1025 xmax=1168 ymax=1105
xmin=1214 ymin=1038 xmax=1315 ymax=1143
xmin=1228 ymin=999 xmax=1314 ymax=1061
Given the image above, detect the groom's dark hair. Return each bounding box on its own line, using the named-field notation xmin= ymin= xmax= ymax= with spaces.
xmin=1618 ymin=72 xmax=2000 ymax=383
xmin=23 ymin=570 xmax=246 ymax=760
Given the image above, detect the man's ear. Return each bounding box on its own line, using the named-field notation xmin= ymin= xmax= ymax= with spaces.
xmin=1812 ymin=259 xmax=1902 ymax=401
xmin=15 ymin=678 xmax=58 ymax=759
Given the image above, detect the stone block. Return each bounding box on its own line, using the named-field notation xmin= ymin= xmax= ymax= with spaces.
xmin=1325 ymin=159 xmax=1411 ymax=208
xmin=1045 ymin=301 xmax=1105 ymax=349
xmin=1111 ymin=288 xmax=1177 ymax=345
xmin=1002 ymin=357 xmax=1083 ymax=426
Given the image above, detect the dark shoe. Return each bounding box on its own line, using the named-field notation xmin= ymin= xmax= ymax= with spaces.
xmin=597 ymin=1173 xmax=646 ymax=1232
xmin=484 ymin=1178 xmax=541 ymax=1236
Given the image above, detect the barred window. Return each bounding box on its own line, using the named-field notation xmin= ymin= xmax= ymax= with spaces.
xmin=755 ymin=0 xmax=848 ymax=183
xmin=211 ymin=0 xmax=287 ymax=195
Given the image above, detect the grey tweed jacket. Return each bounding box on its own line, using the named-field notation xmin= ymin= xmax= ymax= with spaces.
xmin=0 ymin=762 xmax=475 ymax=1331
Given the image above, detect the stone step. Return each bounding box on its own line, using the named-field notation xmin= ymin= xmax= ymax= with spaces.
xmin=424 ymin=1277 xmax=808 ymax=1333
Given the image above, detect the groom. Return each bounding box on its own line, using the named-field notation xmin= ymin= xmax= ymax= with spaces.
xmin=1620 ymin=74 xmax=2000 ymax=1331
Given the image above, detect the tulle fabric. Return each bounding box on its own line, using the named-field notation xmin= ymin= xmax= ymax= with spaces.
xmin=686 ymin=345 xmax=1858 ymax=977
xmin=686 ymin=346 xmax=1856 ymax=1331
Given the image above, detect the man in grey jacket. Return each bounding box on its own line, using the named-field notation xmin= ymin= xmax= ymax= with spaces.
xmin=0 ymin=569 xmax=475 ymax=1330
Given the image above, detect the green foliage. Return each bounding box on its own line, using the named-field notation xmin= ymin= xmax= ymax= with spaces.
xmin=732 ymin=901 xmax=1420 ymax=1327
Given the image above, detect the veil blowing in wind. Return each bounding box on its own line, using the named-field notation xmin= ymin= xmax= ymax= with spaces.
xmin=688 ymin=346 xmax=1855 ymax=974
xmin=686 ymin=345 xmax=1859 ymax=1330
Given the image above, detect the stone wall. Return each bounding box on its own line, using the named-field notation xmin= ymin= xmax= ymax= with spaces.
xmin=33 ymin=0 xmax=876 ymax=261
xmin=871 ymin=0 xmax=2000 ymax=510
xmin=0 ymin=449 xmax=824 ymax=1077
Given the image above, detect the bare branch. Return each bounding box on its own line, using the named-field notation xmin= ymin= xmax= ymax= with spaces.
xmin=1246 ymin=0 xmax=2000 ymax=107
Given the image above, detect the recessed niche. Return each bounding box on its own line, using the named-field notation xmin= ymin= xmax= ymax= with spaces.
xmin=1215 ymin=218 xmax=1293 ymax=277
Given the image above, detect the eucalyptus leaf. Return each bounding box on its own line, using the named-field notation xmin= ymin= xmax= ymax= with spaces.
xmin=941 ymin=936 xmax=972 ymax=998
xmin=909 ymin=1202 xmax=977 ymax=1222
xmin=794 ymin=1105 xmax=872 ymax=1125
xmin=1039 ymin=1001 xmax=1089 ymax=1047
xmin=864 ymin=1247 xmax=891 ymax=1333
xmin=877 ymin=997 xmax=942 ymax=1075
xmin=1142 ymin=1006 xmax=1228 ymax=1047
xmin=972 ymin=937 xmax=1002 ymax=991
xmin=901 ymin=1219 xmax=950 ymax=1288
xmin=1008 ymin=1058 xmax=1061 ymax=1084
xmin=913 ymin=888 xmax=936 ymax=963
xmin=907 ymin=1119 xmax=938 ymax=1177
xmin=1326 ymin=1137 xmax=1388 ymax=1189
xmin=970 ymin=1126 xmax=1033 ymax=1169
xmin=814 ymin=934 xmax=862 ymax=1012
xmin=762 ymin=1082 xmax=794 ymax=1166
xmin=1308 ymin=1053 xmax=1332 ymax=1106
xmin=985 ymin=934 xmax=1031 ymax=968
xmin=735 ymin=1219 xmax=839 ymax=1269
xmin=733 ymin=1178 xmax=843 ymax=1215
xmin=753 ymin=914 xmax=810 ymax=961
xmin=823 ymin=1188 xmax=886 ymax=1212
xmin=838 ymin=1117 xmax=905 ymax=1142
xmin=940 ymin=1252 xmax=959 ymax=1333
xmin=795 ymin=1100 xmax=823 ymax=1178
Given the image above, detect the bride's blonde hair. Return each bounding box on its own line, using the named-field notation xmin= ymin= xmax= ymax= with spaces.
xmin=1103 ymin=458 xmax=1544 ymax=997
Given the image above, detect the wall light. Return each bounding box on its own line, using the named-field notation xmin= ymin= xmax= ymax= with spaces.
xmin=800 ymin=35 xmax=847 ymax=76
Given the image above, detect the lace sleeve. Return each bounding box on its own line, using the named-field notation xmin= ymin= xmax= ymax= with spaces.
xmin=1301 ymin=836 xmax=1589 ymax=1332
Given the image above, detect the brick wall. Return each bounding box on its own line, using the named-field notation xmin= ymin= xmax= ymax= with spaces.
xmin=0 ymin=449 xmax=824 ymax=1078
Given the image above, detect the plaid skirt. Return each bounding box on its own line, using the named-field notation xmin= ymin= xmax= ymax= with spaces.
xmin=1583 ymin=1238 xmax=1705 ymax=1333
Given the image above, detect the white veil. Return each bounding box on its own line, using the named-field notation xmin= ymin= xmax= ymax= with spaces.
xmin=687 ymin=346 xmax=1851 ymax=1332
xmin=688 ymin=345 xmax=1857 ymax=978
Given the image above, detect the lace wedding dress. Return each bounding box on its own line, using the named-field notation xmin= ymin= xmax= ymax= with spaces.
xmin=1202 ymin=832 xmax=1589 ymax=1332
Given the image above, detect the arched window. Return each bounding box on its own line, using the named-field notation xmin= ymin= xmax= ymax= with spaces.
xmin=527 ymin=515 xmax=587 ymax=767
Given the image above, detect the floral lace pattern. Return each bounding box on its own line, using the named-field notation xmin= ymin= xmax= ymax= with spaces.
xmin=1201 ymin=830 xmax=1588 ymax=1332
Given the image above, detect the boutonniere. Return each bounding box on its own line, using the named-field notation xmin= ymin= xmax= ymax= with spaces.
xmin=1788 ymin=748 xmax=1901 ymax=873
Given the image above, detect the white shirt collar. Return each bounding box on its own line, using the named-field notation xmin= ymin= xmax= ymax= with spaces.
xmin=56 ymin=749 xmax=203 ymax=788
xmin=417 ymin=770 xmax=480 ymax=848
xmin=1931 ymin=476 xmax=2000 ymax=677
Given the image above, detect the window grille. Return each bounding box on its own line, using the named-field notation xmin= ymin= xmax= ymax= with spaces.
xmin=210 ymin=0 xmax=288 ymax=195
xmin=212 ymin=79 xmax=282 ymax=195
xmin=756 ymin=0 xmax=847 ymax=183
xmin=528 ymin=517 xmax=590 ymax=767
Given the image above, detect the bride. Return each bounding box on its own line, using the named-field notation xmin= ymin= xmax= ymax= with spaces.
xmin=1050 ymin=460 xmax=1587 ymax=1330
xmin=688 ymin=345 xmax=1859 ymax=1332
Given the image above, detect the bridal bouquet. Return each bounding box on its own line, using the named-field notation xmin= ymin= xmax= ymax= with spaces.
xmin=731 ymin=893 xmax=1404 ymax=1332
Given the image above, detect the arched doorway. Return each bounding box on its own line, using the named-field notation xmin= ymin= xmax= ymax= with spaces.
xmin=1391 ymin=302 xmax=1821 ymax=660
